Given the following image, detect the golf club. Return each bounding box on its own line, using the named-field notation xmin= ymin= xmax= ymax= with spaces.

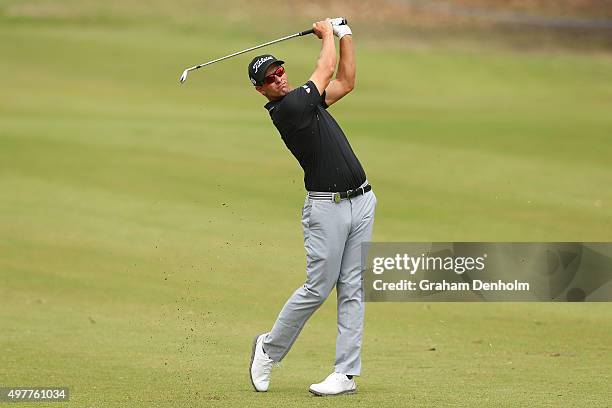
xmin=179 ymin=18 xmax=348 ymax=83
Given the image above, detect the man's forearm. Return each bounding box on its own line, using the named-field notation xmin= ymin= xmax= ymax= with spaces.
xmin=316 ymin=33 xmax=337 ymax=78
xmin=335 ymin=35 xmax=355 ymax=90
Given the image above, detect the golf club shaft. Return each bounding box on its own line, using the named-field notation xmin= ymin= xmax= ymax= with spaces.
xmin=180 ymin=18 xmax=347 ymax=82
xmin=188 ymin=31 xmax=307 ymax=72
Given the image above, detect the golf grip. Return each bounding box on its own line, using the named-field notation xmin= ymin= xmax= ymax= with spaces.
xmin=299 ymin=18 xmax=348 ymax=36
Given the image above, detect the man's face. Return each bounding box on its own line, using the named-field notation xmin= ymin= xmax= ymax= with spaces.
xmin=256 ymin=63 xmax=290 ymax=101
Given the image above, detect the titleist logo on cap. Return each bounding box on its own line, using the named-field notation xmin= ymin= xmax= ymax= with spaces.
xmin=252 ymin=56 xmax=273 ymax=73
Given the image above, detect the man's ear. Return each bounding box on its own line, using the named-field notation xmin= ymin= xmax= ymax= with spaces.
xmin=255 ymin=85 xmax=265 ymax=96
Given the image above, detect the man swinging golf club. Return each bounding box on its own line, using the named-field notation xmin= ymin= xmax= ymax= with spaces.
xmin=248 ymin=18 xmax=377 ymax=396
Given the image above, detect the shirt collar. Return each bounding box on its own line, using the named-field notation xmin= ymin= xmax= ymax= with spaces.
xmin=264 ymin=98 xmax=282 ymax=113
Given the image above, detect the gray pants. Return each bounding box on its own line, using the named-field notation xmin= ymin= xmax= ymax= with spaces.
xmin=263 ymin=184 xmax=376 ymax=376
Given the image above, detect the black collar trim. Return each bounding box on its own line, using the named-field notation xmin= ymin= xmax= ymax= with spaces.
xmin=264 ymin=100 xmax=278 ymax=113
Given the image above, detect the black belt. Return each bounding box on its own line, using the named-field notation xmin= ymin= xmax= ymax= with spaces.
xmin=308 ymin=184 xmax=372 ymax=203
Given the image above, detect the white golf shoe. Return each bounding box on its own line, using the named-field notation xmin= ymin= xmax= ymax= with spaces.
xmin=309 ymin=372 xmax=357 ymax=396
xmin=249 ymin=333 xmax=274 ymax=392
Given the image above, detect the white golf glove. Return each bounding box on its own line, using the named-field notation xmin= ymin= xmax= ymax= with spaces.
xmin=330 ymin=17 xmax=352 ymax=39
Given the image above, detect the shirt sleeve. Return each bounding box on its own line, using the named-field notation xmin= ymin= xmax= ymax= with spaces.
xmin=321 ymin=90 xmax=329 ymax=109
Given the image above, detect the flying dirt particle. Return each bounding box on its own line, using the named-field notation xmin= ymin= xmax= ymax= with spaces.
xmin=550 ymin=352 xmax=561 ymax=357
xmin=428 ymin=346 xmax=436 ymax=351
xmin=88 ymin=317 xmax=96 ymax=324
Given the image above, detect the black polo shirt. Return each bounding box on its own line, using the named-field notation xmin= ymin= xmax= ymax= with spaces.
xmin=264 ymin=81 xmax=367 ymax=192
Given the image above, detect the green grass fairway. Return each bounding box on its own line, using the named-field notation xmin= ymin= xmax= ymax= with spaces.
xmin=1 ymin=1 xmax=611 ymax=407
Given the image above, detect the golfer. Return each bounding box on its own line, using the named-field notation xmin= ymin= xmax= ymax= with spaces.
xmin=248 ymin=18 xmax=376 ymax=396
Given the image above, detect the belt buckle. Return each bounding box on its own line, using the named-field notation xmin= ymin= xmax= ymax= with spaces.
xmin=333 ymin=193 xmax=341 ymax=204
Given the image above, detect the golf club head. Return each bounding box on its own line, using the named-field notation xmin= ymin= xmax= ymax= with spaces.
xmin=179 ymin=69 xmax=189 ymax=83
